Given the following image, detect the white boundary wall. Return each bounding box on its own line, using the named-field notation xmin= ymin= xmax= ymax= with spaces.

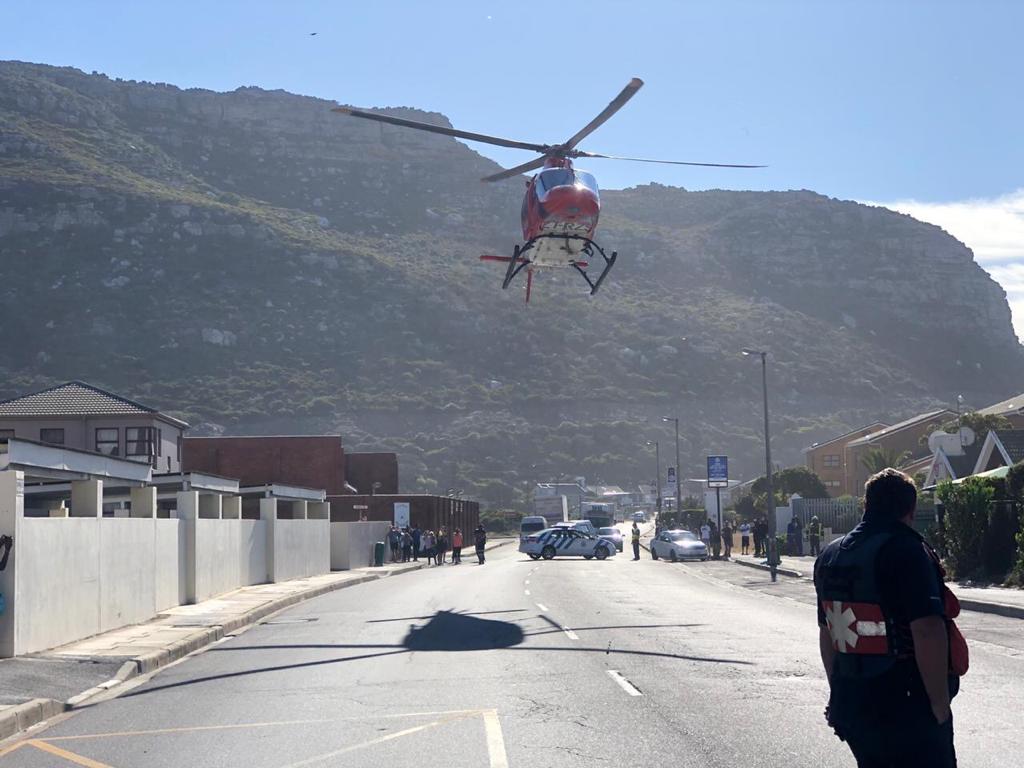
xmin=331 ymin=521 xmax=390 ymax=570
xmin=0 ymin=471 xmax=336 ymax=657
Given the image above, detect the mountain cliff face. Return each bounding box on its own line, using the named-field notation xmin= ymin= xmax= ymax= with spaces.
xmin=1 ymin=61 xmax=1020 ymax=506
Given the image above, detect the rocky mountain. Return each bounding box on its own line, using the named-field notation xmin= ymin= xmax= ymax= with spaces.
xmin=1 ymin=60 xmax=1020 ymax=507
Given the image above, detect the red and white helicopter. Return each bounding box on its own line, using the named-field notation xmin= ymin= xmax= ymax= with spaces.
xmin=333 ymin=78 xmax=760 ymax=302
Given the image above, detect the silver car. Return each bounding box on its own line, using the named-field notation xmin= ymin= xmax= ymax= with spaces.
xmin=650 ymin=529 xmax=708 ymax=562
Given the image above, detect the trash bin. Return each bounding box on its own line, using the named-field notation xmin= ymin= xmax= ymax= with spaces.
xmin=373 ymin=541 xmax=385 ymax=567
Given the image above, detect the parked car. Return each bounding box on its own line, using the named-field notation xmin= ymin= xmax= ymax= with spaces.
xmin=520 ymin=527 xmax=617 ymax=560
xmin=520 ymin=515 xmax=548 ymax=542
xmin=598 ymin=526 xmax=623 ymax=552
xmin=650 ymin=529 xmax=708 ymax=562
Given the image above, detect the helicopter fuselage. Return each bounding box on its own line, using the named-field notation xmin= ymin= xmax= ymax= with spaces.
xmin=520 ymin=160 xmax=601 ymax=267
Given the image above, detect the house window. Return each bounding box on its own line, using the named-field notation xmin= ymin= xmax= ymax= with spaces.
xmin=126 ymin=427 xmax=156 ymax=463
xmin=823 ymin=454 xmax=841 ymax=468
xmin=40 ymin=428 xmax=65 ymax=445
xmin=95 ymin=428 xmax=119 ymax=456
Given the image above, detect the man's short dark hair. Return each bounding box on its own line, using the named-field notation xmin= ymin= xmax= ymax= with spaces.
xmin=864 ymin=468 xmax=917 ymax=522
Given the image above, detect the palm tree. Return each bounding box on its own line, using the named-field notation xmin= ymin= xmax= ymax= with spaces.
xmin=860 ymin=446 xmax=912 ymax=474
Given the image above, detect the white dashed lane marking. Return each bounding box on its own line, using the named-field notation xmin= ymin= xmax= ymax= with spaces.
xmin=607 ymin=670 xmax=643 ymax=697
xmin=535 ymin=603 xmax=548 ymax=612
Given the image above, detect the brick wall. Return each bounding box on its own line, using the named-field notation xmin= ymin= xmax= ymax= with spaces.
xmin=328 ymin=494 xmax=479 ymax=537
xmin=344 ymin=452 xmax=398 ymax=494
xmin=183 ymin=435 xmax=346 ymax=494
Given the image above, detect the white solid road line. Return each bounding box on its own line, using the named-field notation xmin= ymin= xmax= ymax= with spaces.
xmin=607 ymin=670 xmax=643 ymax=697
xmin=483 ymin=709 xmax=510 ymax=768
xmin=535 ymin=603 xmax=548 ymax=612
xmin=524 ymin=590 xmax=531 ymax=596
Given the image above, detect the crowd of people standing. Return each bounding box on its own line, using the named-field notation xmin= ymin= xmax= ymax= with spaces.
xmin=387 ymin=523 xmax=488 ymax=565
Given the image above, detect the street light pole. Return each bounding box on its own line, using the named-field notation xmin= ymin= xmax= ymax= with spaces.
xmin=744 ymin=348 xmax=777 ymax=582
xmin=662 ymin=417 xmax=681 ymax=525
xmin=647 ymin=441 xmax=662 ymax=517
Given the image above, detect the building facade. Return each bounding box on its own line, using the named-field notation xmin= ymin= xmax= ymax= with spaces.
xmin=804 ymin=422 xmax=888 ymax=496
xmin=0 ymin=381 xmax=188 ymax=472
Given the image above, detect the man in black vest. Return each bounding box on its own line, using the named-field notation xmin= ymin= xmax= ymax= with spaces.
xmin=814 ymin=468 xmax=956 ymax=767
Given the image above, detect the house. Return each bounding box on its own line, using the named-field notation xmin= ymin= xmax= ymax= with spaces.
xmin=920 ymin=431 xmax=985 ymax=488
xmin=844 ymin=409 xmax=956 ymax=495
xmin=0 ymin=380 xmax=188 ymax=472
xmin=973 ymin=429 xmax=1024 ymax=474
xmin=804 ymin=422 xmax=889 ymax=496
xmin=978 ymin=392 xmax=1024 ymax=429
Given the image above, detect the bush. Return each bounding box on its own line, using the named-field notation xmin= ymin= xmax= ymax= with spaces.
xmin=1006 ymin=463 xmax=1024 ymax=586
xmin=937 ymin=478 xmax=994 ymax=580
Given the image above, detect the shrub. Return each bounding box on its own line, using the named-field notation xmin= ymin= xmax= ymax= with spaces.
xmin=937 ymin=478 xmax=994 ymax=580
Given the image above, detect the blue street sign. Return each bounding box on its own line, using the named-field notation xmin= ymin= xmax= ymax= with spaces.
xmin=707 ymin=455 xmax=729 ymax=488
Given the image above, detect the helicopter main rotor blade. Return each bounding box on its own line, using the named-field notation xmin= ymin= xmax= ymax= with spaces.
xmin=573 ymin=150 xmax=765 ymax=168
xmin=481 ymin=155 xmax=549 ymax=183
xmin=558 ymin=78 xmax=645 ymax=153
xmin=332 ymin=106 xmax=551 ymax=153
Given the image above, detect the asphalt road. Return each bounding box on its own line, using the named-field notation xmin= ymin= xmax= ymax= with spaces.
xmin=3 ymin=545 xmax=1022 ymax=767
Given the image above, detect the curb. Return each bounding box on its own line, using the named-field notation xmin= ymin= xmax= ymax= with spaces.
xmin=957 ymin=598 xmax=1024 ymax=620
xmin=0 ymin=698 xmax=64 ymax=741
xmin=731 ymin=558 xmax=804 ymax=579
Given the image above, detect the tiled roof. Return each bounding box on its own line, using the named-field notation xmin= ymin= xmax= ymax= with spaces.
xmin=979 ymin=392 xmax=1024 ymax=417
xmin=846 ymin=409 xmax=953 ymax=448
xmin=947 ymin=442 xmax=984 ymax=477
xmin=803 ymin=421 xmax=889 ymax=453
xmin=995 ymin=430 xmax=1024 ymax=463
xmin=0 ymin=381 xmax=161 ymax=418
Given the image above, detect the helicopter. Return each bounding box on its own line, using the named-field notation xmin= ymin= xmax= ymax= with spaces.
xmin=332 ymin=78 xmax=761 ymax=302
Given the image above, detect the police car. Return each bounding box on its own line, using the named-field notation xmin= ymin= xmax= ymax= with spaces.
xmin=519 ymin=527 xmax=618 ymax=561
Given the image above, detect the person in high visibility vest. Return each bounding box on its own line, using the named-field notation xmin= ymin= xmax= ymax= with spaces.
xmin=631 ymin=522 xmax=641 ymax=560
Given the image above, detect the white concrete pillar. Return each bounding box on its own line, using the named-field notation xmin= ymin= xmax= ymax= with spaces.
xmin=222 ymin=496 xmax=241 ymax=520
xmin=308 ymin=501 xmax=330 ymax=520
xmin=198 ymin=494 xmax=222 ymax=520
xmin=71 ymin=479 xmax=102 ymax=517
xmin=178 ymin=491 xmax=199 ymax=603
xmin=0 ymin=470 xmax=24 ymax=658
xmin=260 ymin=498 xmax=278 ymax=582
xmin=130 ymin=486 xmax=157 ymax=519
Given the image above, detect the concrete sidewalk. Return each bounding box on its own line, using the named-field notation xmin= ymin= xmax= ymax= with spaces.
xmin=0 ymin=538 xmax=512 ymax=741
xmin=730 ymin=552 xmax=1024 ymax=619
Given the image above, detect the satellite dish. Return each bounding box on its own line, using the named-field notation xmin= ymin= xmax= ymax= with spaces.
xmin=959 ymin=426 xmax=976 ymax=446
xmin=927 ymin=430 xmax=948 ymax=453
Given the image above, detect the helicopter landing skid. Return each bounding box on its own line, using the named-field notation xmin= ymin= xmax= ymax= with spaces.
xmin=479 ymin=235 xmax=617 ymax=303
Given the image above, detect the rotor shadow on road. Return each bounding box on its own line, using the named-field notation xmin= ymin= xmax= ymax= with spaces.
xmin=114 ymin=611 xmax=750 ymax=701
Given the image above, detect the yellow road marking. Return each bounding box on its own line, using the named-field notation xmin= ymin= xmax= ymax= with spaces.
xmin=41 ymin=709 xmax=488 ymax=742
xmin=280 ymin=711 xmax=478 ymax=768
xmin=0 ymin=740 xmax=29 ymax=758
xmin=25 ymin=739 xmax=115 ymax=767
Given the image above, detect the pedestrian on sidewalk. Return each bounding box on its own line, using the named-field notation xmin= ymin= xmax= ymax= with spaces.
xmin=631 ymin=521 xmax=641 ymax=560
xmin=753 ymin=518 xmax=765 ymax=557
xmin=422 ymin=530 xmax=436 ymax=565
xmin=388 ymin=525 xmax=401 ymax=562
xmin=786 ymin=517 xmax=799 ymax=556
xmin=700 ymin=520 xmax=711 ymax=550
xmin=721 ymin=521 xmax=733 ymax=559
xmin=452 ymin=528 xmax=463 ymax=564
xmin=436 ymin=528 xmax=449 ymax=565
xmin=474 ymin=524 xmax=487 ymax=564
xmin=412 ymin=525 xmax=422 ymax=561
xmin=739 ymin=521 xmax=751 ymax=555
xmin=794 ymin=515 xmax=804 ymax=556
xmin=710 ymin=520 xmax=721 ymax=558
xmin=401 ymin=528 xmax=412 ymax=562
xmin=815 ymin=468 xmax=962 ymax=768
xmin=808 ymin=515 xmax=823 ymax=557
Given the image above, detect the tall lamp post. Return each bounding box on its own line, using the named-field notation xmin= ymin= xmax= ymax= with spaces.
xmin=646 ymin=441 xmax=662 ymax=517
xmin=743 ymin=348 xmax=777 ymax=582
xmin=661 ymin=417 xmax=681 ymax=524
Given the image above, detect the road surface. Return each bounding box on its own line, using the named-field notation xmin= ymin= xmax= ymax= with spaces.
xmin=2 ymin=544 xmax=1021 ymax=767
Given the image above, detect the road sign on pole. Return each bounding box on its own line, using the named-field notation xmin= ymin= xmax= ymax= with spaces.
xmin=707 ymin=456 xmax=729 ymax=488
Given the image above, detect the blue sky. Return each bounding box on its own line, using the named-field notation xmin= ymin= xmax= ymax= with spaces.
xmin=4 ymin=0 xmax=1023 ymax=332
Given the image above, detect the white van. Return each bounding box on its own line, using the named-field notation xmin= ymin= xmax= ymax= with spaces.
xmin=554 ymin=519 xmax=596 ymax=535
xmin=520 ymin=516 xmax=548 ymax=541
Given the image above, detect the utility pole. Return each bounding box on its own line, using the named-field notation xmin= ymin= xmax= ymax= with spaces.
xmin=662 ymin=417 xmax=681 ymax=525
xmin=744 ymin=348 xmax=777 ymax=582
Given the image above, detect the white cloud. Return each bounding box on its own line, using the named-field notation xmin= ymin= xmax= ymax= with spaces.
xmin=865 ymin=189 xmax=1024 ymax=340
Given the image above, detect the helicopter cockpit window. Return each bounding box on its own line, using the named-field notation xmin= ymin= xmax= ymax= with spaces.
xmin=575 ymin=171 xmax=599 ymax=196
xmin=536 ymin=169 xmax=575 ymax=197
